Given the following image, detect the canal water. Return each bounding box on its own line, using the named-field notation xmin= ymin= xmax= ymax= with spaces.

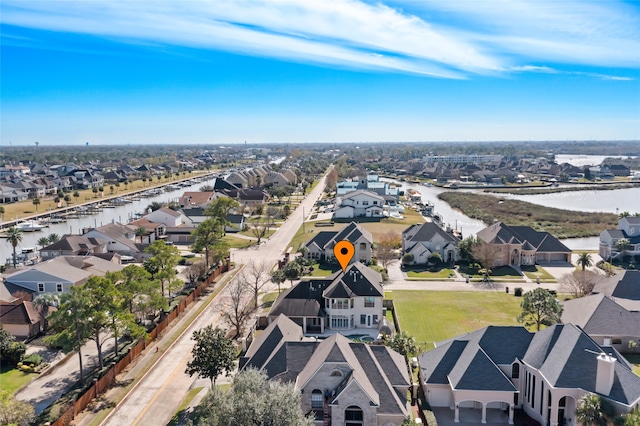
xmin=384 ymin=178 xmax=638 ymax=251
xmin=1 ymin=176 xmax=221 ymax=262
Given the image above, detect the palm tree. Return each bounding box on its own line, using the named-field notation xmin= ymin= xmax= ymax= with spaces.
xmin=37 ymin=236 xmax=50 ymax=249
xmin=6 ymin=227 xmax=23 ymax=268
xmin=575 ymin=394 xmax=606 ymax=426
xmin=134 ymin=226 xmax=150 ymax=244
xmin=33 ymin=293 xmax=60 ymax=330
xmin=32 ymin=197 xmax=41 ymax=213
xmin=48 ymin=233 xmax=60 ymax=244
xmin=64 ymin=194 xmax=71 ymax=207
xmin=577 ymin=252 xmax=593 ymax=271
xmin=73 ymin=191 xmax=80 ymax=203
xmin=0 ymin=206 xmax=4 ymax=222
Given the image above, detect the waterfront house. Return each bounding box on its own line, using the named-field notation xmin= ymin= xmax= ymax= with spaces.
xmin=476 ymin=222 xmax=571 ymax=266
xmin=82 ymin=223 xmax=145 ymax=259
xmin=402 ymin=222 xmax=460 ymax=264
xmin=144 ymin=207 xmax=184 ymax=227
xmin=40 ymin=235 xmax=109 ymax=260
xmin=599 ymin=216 xmax=640 ymax=261
xmin=333 ymin=190 xmax=385 ymax=219
xmin=240 ymin=314 xmax=410 ymax=426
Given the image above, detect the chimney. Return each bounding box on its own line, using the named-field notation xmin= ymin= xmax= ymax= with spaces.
xmin=595 ymin=353 xmax=616 ymax=395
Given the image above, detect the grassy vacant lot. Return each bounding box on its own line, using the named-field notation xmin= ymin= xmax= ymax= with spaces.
xmin=387 ymin=290 xmax=522 ymax=350
xmin=438 ymin=191 xmax=618 ymax=238
xmin=223 ymin=235 xmax=257 ymax=249
xmin=0 ymin=365 xmax=37 ymax=394
xmin=486 ymin=183 xmax=636 ymax=195
xmin=458 ymin=264 xmax=525 ymax=281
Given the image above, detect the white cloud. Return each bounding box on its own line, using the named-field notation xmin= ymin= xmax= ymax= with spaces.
xmin=1 ymin=0 xmax=638 ymax=78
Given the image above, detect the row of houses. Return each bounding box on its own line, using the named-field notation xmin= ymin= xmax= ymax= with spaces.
xmin=239 ymin=223 xmax=640 ymax=425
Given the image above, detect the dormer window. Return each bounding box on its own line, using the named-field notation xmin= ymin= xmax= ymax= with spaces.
xmin=512 ymin=363 xmax=520 ymax=378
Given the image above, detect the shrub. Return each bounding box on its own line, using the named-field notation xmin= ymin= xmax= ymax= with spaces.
xmin=22 ymin=353 xmax=43 ymax=367
xmin=514 ymin=287 xmax=523 ymax=297
xmin=3 ymin=342 xmax=26 ymax=365
xmin=20 ymin=364 xmax=34 ymax=373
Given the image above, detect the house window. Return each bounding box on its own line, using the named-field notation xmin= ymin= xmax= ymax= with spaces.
xmin=512 ymin=363 xmax=520 ymax=379
xmin=350 ymin=299 xmax=354 ymax=309
xmin=612 ymin=338 xmax=622 ymax=345
xmin=363 ymin=201 xmax=369 ymax=206
xmin=56 ymin=283 xmax=63 ymax=292
xmin=330 ymin=369 xmax=343 ymax=377
xmin=331 ymin=315 xmax=349 ymax=328
xmin=38 ymin=283 xmax=45 ymax=292
xmin=360 ymin=243 xmax=366 ymax=251
xmin=364 ymin=297 xmax=375 ymax=307
xmin=311 ymin=390 xmax=323 ymax=409
xmin=332 ymin=299 xmax=349 ymax=309
xmin=345 ymin=406 xmax=363 ymax=425
xmin=350 ymin=315 xmax=354 ymax=328
xmin=360 ymin=315 xmax=366 ymax=325
xmin=373 ymin=315 xmax=378 ymax=324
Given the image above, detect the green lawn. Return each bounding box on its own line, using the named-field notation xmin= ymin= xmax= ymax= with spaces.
xmin=223 ymin=235 xmax=257 ymax=249
xmin=458 ymin=265 xmax=525 ymax=281
xmin=520 ymin=265 xmax=556 ymax=282
xmin=239 ymin=228 xmax=275 ymax=239
xmin=307 ymin=263 xmax=340 ymax=277
xmin=0 ymin=365 xmax=37 ymax=394
xmin=406 ymin=268 xmax=455 ymax=280
xmin=386 ymin=290 xmax=523 ymax=350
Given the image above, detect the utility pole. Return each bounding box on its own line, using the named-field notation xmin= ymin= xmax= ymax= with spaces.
xmin=302 ymin=206 xmax=305 ymax=234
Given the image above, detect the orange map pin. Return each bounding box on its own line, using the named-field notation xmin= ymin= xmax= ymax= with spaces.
xmin=334 ymin=240 xmax=355 ymax=272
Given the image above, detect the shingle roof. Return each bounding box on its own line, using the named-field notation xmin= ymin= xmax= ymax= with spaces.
xmin=323 ymin=263 xmax=383 ymax=299
xmin=303 ymin=222 xmax=373 ymax=251
xmin=405 ymin=222 xmax=459 ymax=245
xmin=593 ymin=270 xmax=640 ymax=311
xmin=0 ymin=301 xmax=42 ymax=325
xmin=478 ymin=222 xmax=570 ymax=253
xmin=562 ymin=293 xmax=640 ymax=336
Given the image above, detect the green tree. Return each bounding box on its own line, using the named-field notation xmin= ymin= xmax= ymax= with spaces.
xmin=614 ymin=410 xmax=640 ymax=426
xmin=185 ymin=326 xmax=235 ymax=386
xmin=402 ymin=253 xmax=414 ymax=265
xmin=144 ymin=240 xmax=182 ymax=300
xmin=0 ymin=328 xmax=16 ymax=363
xmin=33 ymin=293 xmax=59 ymax=329
xmin=0 ymin=390 xmax=35 ymax=426
xmin=6 ymin=227 xmax=23 ymax=268
xmin=135 ymin=226 xmax=150 ymax=244
xmin=576 ymin=394 xmax=607 ymax=426
xmin=282 ymin=262 xmax=301 ymax=286
xmin=458 ymin=235 xmax=480 ymax=262
xmin=37 ymin=236 xmax=50 ymax=250
xmin=386 ymin=332 xmax=419 ymax=357
xmin=73 ymin=190 xmax=80 ymax=203
xmin=45 ymin=286 xmax=91 ymax=380
xmin=191 ymin=218 xmax=221 ymax=271
xmin=270 ymin=269 xmax=286 ymax=293
xmin=32 ymin=197 xmax=40 ymax=213
xmin=64 ymin=194 xmax=71 ymax=207
xmin=47 ymin=233 xmax=60 ymax=244
xmin=0 ymin=206 xmax=4 ymax=222
xmin=577 ymin=252 xmax=593 ymax=271
xmin=517 ymin=288 xmax=563 ymax=331
xmin=616 ymin=238 xmax=631 ymax=260
xmin=204 ymin=197 xmax=239 ymax=232
xmin=191 ymin=368 xmax=314 ymax=426
xmin=110 ymin=265 xmax=165 ymax=321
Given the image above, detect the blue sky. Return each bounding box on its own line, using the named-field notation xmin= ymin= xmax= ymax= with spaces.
xmin=1 ymin=0 xmax=639 ymax=145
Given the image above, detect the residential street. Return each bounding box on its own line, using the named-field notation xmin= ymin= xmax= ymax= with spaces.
xmin=95 ymin=173 xmax=330 ymax=426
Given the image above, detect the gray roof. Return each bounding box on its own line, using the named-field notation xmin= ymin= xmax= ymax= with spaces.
xmin=421 ymin=324 xmax=640 ymax=406
xmin=304 ymin=222 xmax=373 ymax=251
xmin=593 ymin=270 xmax=640 ymax=311
xmin=477 ymin=222 xmax=570 ymax=253
xmin=404 ymin=222 xmax=459 ymax=245
xmin=562 ymin=293 xmax=640 ymax=336
xmin=323 ymin=263 xmax=383 ymax=299
xmin=240 ymin=318 xmax=410 ymax=417
xmin=42 ymin=235 xmax=107 ymax=252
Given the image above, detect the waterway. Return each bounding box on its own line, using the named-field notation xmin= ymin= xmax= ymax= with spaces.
xmin=1 ymin=176 xmax=221 ymax=262
xmin=384 ymin=178 xmax=638 ymax=251
xmin=555 ymin=154 xmax=638 ymax=168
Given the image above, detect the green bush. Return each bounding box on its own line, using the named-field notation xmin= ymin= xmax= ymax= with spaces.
xmin=514 ymin=287 xmax=523 ymax=297
xmin=3 ymin=342 xmax=26 ymax=365
xmin=23 ymin=353 xmax=44 ymax=367
xmin=20 ymin=364 xmax=34 ymax=373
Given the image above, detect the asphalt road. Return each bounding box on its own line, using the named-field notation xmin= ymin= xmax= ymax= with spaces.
xmin=98 ymin=173 xmax=329 ymax=426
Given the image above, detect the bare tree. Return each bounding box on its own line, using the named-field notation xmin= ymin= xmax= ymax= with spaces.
xmin=185 ymin=261 xmax=207 ymax=285
xmin=470 ymin=242 xmax=500 ymax=279
xmin=242 ymin=260 xmax=270 ymax=309
xmin=251 ymin=207 xmax=277 ymax=244
xmin=220 ymin=278 xmax=256 ymax=338
xmin=559 ymin=270 xmax=600 ymax=298
xmin=376 ymin=232 xmax=400 ymax=269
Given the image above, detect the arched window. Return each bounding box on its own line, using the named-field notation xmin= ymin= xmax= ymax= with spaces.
xmin=512 ymin=363 xmax=520 ymax=378
xmin=345 ymin=405 xmax=363 ymax=426
xmin=311 ymin=389 xmax=323 ymax=409
xmin=331 ymin=369 xmax=343 ymax=377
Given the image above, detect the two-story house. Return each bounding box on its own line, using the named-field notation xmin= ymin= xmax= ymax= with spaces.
xmin=599 ymin=216 xmax=640 ymax=261
xmin=419 ymin=324 xmax=640 ymax=425
xmin=333 ymin=190 xmax=385 ymax=219
xmin=268 ymin=263 xmax=387 ymax=335
xmin=304 ymin=221 xmax=373 ymax=264
xmin=240 ymin=314 xmax=410 ymax=426
xmin=402 ymin=222 xmax=460 ymax=264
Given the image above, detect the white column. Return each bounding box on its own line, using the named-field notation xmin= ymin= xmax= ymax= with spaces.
xmin=302 ymin=317 xmax=307 ymax=333
xmin=508 ymin=404 xmax=514 ymax=424
xmin=481 ymin=403 xmax=487 ymax=424
xmin=320 ymin=317 xmax=324 ymax=333
xmin=454 ymin=405 xmax=459 ymax=423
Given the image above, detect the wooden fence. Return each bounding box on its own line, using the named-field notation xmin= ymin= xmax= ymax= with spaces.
xmin=50 ymin=260 xmax=229 ymax=426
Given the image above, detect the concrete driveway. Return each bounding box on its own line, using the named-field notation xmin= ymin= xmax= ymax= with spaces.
xmin=433 ymin=407 xmax=511 ymax=426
